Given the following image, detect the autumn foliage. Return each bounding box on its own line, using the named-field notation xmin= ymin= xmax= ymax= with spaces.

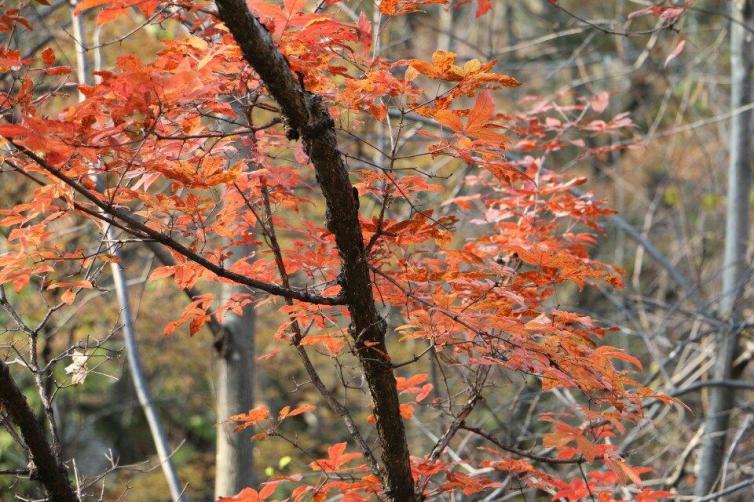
xmin=0 ymin=0 xmax=680 ymax=500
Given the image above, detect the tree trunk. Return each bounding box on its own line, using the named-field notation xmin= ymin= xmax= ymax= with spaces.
xmin=436 ymin=5 xmax=453 ymax=52
xmin=0 ymin=358 xmax=78 ymax=502
xmin=213 ymin=1 xmax=416 ymax=498
xmin=214 ymin=244 xmax=256 ymax=498
xmin=695 ymin=1 xmax=754 ymax=496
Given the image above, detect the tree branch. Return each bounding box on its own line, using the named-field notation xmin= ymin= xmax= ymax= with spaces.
xmin=670 ymin=379 xmax=754 ymax=398
xmin=5 ymin=141 xmax=344 ymax=307
xmin=257 ymin=180 xmax=385 ymax=482
xmin=697 ymin=477 xmax=754 ymax=502
xmin=461 ymin=425 xmax=584 ymax=465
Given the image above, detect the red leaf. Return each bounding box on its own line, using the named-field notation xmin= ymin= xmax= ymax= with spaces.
xmin=41 ymin=47 xmax=55 ymax=65
xmin=45 ymin=66 xmax=71 ymax=75
xmin=0 ymin=124 xmax=29 ymax=137
xmin=309 ymin=442 xmax=363 ymax=471
xmin=47 ymin=280 xmax=93 ymax=289
xmin=475 ymin=0 xmax=491 ymax=17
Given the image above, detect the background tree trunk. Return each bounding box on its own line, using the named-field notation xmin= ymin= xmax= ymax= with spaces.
xmin=695 ymin=0 xmax=754 ymax=496
xmin=214 ymin=246 xmax=256 ymax=498
xmin=436 ymin=5 xmax=453 ymax=52
xmin=213 ymin=98 xmax=257 ymax=497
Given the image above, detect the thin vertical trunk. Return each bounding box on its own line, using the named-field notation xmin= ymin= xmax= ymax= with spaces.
xmin=69 ymin=3 xmax=184 ymax=500
xmin=436 ymin=5 xmax=453 ymax=52
xmin=214 ymin=244 xmax=256 ymax=497
xmin=147 ymin=236 xmax=256 ymax=497
xmin=696 ymin=0 xmax=754 ymax=496
xmin=504 ymin=2 xmax=516 ymax=48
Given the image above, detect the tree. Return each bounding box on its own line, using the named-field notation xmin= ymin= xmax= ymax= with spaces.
xmin=696 ymin=0 xmax=754 ymax=496
xmin=0 ymin=0 xmax=674 ymax=499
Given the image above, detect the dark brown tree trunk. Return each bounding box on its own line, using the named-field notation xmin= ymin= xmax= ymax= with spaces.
xmin=212 ymin=1 xmax=415 ymax=498
xmin=0 ymin=359 xmax=78 ymax=502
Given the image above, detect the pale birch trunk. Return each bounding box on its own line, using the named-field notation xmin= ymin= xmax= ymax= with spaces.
xmin=214 ymin=264 xmax=256 ymax=497
xmin=436 ymin=5 xmax=453 ymax=52
xmin=695 ymin=0 xmax=754 ymax=495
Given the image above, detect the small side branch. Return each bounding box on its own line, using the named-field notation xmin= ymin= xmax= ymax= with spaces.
xmin=461 ymin=425 xmax=584 ymax=465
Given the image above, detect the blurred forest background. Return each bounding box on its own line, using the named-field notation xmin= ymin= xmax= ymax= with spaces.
xmin=1 ymin=0 xmax=752 ymax=500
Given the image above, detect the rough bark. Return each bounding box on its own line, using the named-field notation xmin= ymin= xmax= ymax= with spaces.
xmin=0 ymin=359 xmax=78 ymax=502
xmin=212 ymin=1 xmax=415 ymax=498
xmin=695 ymin=0 xmax=754 ymax=495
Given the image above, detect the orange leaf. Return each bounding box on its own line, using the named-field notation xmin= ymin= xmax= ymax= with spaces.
xmin=594 ymin=346 xmax=643 ymax=370
xmin=279 ymin=403 xmax=315 ymax=421
xmin=73 ymin=0 xmax=111 ymax=15
xmin=228 ymin=405 xmax=271 ymax=431
xmin=41 ymin=47 xmax=55 ymax=65
xmin=278 ymin=406 xmax=291 ymax=420
xmin=149 ymin=266 xmax=175 ymax=280
xmin=399 ymin=403 xmax=414 ymax=419
xmin=606 ymin=458 xmax=643 ymax=486
xmin=218 ymin=483 xmax=280 ymax=502
xmin=61 ymin=288 xmax=76 ymax=305
xmin=0 ymin=124 xmax=30 ymax=137
xmin=288 ymin=403 xmax=315 ymax=417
